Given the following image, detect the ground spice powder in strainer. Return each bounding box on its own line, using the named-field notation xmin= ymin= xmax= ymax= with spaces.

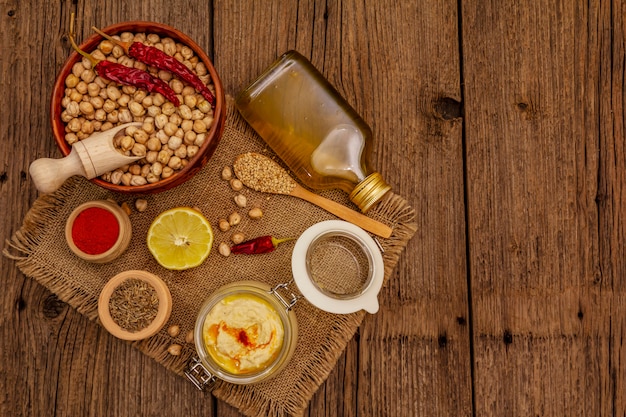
xmin=307 ymin=233 xmax=371 ymax=298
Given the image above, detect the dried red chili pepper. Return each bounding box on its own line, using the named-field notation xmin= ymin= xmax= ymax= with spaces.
xmin=92 ymin=26 xmax=216 ymax=108
xmin=68 ymin=19 xmax=180 ymax=106
xmin=230 ymin=236 xmax=292 ymax=255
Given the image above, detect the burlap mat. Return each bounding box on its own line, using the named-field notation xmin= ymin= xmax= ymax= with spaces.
xmin=3 ymin=97 xmax=417 ymax=417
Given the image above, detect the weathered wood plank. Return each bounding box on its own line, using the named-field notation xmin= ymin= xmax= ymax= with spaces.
xmin=463 ymin=0 xmax=625 ymax=415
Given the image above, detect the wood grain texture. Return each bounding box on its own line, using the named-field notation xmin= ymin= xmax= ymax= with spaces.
xmin=5 ymin=0 xmax=624 ymax=416
xmin=463 ymin=0 xmax=625 ymax=415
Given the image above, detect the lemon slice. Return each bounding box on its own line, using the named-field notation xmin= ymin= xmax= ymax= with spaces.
xmin=147 ymin=207 xmax=214 ymax=270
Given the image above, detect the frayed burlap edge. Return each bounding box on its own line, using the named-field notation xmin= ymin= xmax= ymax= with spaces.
xmin=3 ymin=100 xmax=417 ymax=417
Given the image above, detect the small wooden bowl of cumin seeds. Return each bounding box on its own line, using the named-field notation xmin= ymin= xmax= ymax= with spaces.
xmin=98 ymin=270 xmax=172 ymax=341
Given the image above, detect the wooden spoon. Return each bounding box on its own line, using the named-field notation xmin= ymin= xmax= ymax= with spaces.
xmin=29 ymin=122 xmax=142 ymax=193
xmin=233 ymin=152 xmax=393 ymax=238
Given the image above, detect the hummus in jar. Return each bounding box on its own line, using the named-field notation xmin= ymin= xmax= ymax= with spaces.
xmin=202 ymin=293 xmax=285 ymax=374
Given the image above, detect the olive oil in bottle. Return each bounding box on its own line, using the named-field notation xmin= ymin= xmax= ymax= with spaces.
xmin=235 ymin=50 xmax=390 ymax=212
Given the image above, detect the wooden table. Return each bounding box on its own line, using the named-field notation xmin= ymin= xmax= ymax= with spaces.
xmin=2 ymin=1 xmax=624 ymax=416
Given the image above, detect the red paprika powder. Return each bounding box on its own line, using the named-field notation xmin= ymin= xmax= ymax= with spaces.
xmin=71 ymin=207 xmax=120 ymax=255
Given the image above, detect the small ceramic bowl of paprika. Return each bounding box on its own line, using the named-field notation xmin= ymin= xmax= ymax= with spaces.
xmin=50 ymin=21 xmax=226 ymax=194
xmin=65 ymin=200 xmax=132 ymax=263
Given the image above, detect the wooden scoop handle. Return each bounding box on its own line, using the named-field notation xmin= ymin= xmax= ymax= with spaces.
xmin=29 ymin=123 xmax=141 ymax=193
xmin=291 ymin=185 xmax=393 ymax=238
xmin=29 ymin=147 xmax=88 ymax=194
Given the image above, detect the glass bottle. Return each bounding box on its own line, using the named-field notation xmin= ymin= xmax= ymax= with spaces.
xmin=235 ymin=50 xmax=391 ymax=213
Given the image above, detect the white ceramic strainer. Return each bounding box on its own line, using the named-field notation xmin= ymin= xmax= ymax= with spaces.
xmin=291 ymin=220 xmax=385 ymax=314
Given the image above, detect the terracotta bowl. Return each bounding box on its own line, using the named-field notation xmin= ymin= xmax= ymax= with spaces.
xmin=51 ymin=21 xmax=226 ymax=194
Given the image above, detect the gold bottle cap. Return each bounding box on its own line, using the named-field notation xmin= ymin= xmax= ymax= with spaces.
xmin=349 ymin=172 xmax=391 ymax=213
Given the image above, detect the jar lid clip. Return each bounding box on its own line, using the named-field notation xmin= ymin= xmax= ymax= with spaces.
xmin=185 ymin=357 xmax=216 ymax=391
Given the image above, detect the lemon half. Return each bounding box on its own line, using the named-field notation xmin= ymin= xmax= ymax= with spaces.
xmin=147 ymin=207 xmax=214 ymax=270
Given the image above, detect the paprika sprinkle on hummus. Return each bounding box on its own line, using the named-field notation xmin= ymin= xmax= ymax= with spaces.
xmin=71 ymin=207 xmax=120 ymax=254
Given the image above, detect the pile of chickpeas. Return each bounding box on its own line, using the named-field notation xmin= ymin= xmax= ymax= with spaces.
xmin=60 ymin=32 xmax=215 ymax=187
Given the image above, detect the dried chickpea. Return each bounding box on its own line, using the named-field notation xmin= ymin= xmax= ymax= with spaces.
xmin=99 ymin=40 xmax=114 ymax=54
xmin=191 ymin=109 xmax=204 ymax=120
xmin=183 ymin=94 xmax=197 ymax=108
xmin=218 ymin=242 xmax=231 ymax=257
xmin=67 ymin=118 xmax=81 ymax=133
xmin=169 ymin=113 xmax=182 ymax=126
xmin=72 ymin=62 xmax=85 ymax=77
xmin=118 ymin=109 xmax=132 ymax=124
xmin=129 ymin=101 xmax=145 ymax=117
xmin=234 ymin=194 xmax=247 ymax=208
xmin=106 ymin=110 xmax=119 ymax=124
xmin=120 ymin=202 xmax=132 ymax=216
xmin=167 ymin=344 xmax=182 ymax=356
xmin=167 ymin=325 xmax=181 ymax=337
xmin=161 ymin=166 xmax=174 ymax=179
xmin=69 ymin=90 xmax=83 ymax=102
xmin=151 ymin=161 xmax=163 ymax=176
xmin=130 ymin=175 xmax=147 ymax=186
xmin=146 ymin=137 xmax=161 ymax=151
xmin=197 ymin=100 xmax=211 ymax=114
xmin=128 ymin=164 xmax=141 ymax=175
xmin=131 ymin=143 xmax=147 ymax=157
xmin=174 ymin=145 xmax=187 ymax=159
xmin=168 ymin=136 xmax=182 ymax=150
xmin=186 ymin=145 xmax=199 ymax=158
xmin=152 ymin=93 xmax=166 ymax=107
xmin=135 ymin=199 xmax=149 ymax=213
xmin=75 ymin=81 xmax=88 ymax=95
xmin=81 ymin=69 xmax=96 ymax=83
xmin=106 ymin=85 xmax=121 ymax=101
xmin=140 ymin=164 xmax=151 ymax=177
xmin=117 ymin=94 xmax=131 ymax=108
xmin=66 ymin=101 xmax=80 ymax=117
xmin=193 ymin=119 xmax=207 ymax=133
xmin=231 ymin=232 xmax=245 ymax=245
xmin=147 ymin=105 xmax=161 ymax=118
xmin=94 ymin=109 xmax=106 ymax=121
xmin=163 ymin=122 xmax=177 ymax=136
xmin=146 ymin=173 xmax=160 ymax=183
xmin=218 ymin=218 xmax=230 ymax=232
xmin=65 ymin=132 xmax=79 ymax=145
xmin=230 ymin=178 xmax=243 ymax=191
xmin=228 ymin=212 xmax=241 ymax=226
xmin=195 ymin=133 xmax=206 ymax=147
xmin=167 ymin=156 xmax=182 ymax=170
xmin=133 ymin=129 xmax=149 ymax=144
xmin=185 ymin=330 xmax=194 ymax=344
xmin=90 ymin=96 xmax=104 ymax=109
xmin=120 ymin=136 xmax=134 ymax=152
xmin=121 ymin=172 xmax=132 ymax=186
xmin=155 ymin=114 xmax=168 ymax=129
xmin=170 ymin=78 xmax=184 ymax=94
xmin=65 ymin=74 xmax=79 ymax=88
xmin=183 ymin=130 xmax=196 ymax=145
xmin=110 ymin=170 xmax=123 ymax=185
xmin=145 ymin=151 xmax=158 ymax=163
xmin=248 ymin=207 xmax=263 ymax=219
xmin=157 ymin=150 xmax=170 ymax=165
xmin=81 ymin=121 xmax=95 ymax=135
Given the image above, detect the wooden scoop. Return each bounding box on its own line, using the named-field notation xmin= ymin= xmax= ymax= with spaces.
xmin=29 ymin=123 xmax=142 ymax=193
xmin=233 ymin=153 xmax=393 ymax=238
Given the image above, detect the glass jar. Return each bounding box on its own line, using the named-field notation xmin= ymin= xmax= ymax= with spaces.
xmin=235 ymin=50 xmax=391 ymax=213
xmin=189 ymin=281 xmax=298 ymax=386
